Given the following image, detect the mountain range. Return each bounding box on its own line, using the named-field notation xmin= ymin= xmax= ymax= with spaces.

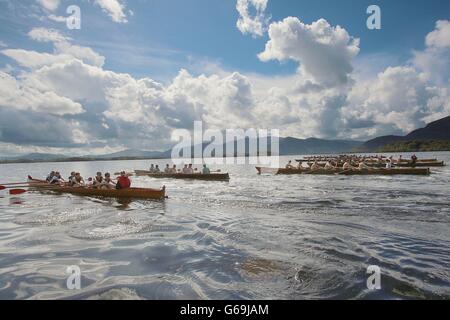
xmin=1 ymin=115 xmax=449 ymax=163
xmin=357 ymin=115 xmax=450 ymax=152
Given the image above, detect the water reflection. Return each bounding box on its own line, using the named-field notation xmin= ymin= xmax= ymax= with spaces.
xmin=0 ymin=152 xmax=449 ymax=299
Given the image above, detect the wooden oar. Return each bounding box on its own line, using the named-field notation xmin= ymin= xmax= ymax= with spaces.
xmin=9 ymin=189 xmax=27 ymax=195
xmin=0 ymin=181 xmax=30 ymax=186
xmin=9 ymin=185 xmax=67 ymax=195
xmin=337 ymin=169 xmax=353 ymax=175
xmin=1 ymin=182 xmax=67 ymax=189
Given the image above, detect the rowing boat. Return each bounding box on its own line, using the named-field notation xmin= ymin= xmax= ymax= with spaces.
xmin=298 ymin=157 xmax=439 ymax=162
xmin=391 ymin=161 xmax=444 ymax=167
xmin=295 ymin=160 xmax=445 ymax=167
xmin=27 ymin=177 xmax=166 ymax=199
xmin=134 ymin=170 xmax=230 ymax=181
xmin=256 ymin=167 xmax=430 ymax=176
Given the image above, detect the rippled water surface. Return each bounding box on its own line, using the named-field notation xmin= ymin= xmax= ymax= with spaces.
xmin=0 ymin=153 xmax=449 ymax=299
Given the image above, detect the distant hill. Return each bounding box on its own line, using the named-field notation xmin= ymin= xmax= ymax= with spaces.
xmin=0 ymin=137 xmax=363 ymax=163
xmin=379 ymin=140 xmax=450 ymax=152
xmin=357 ymin=115 xmax=450 ymax=152
xmin=280 ymin=137 xmax=361 ymax=155
xmin=1 ymin=153 xmax=68 ymax=162
xmin=406 ymin=116 xmax=450 ymax=140
xmin=95 ymin=149 xmax=169 ymax=159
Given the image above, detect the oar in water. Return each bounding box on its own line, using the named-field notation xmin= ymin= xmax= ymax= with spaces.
xmin=9 ymin=189 xmax=27 ymax=195
xmin=6 ymin=186 xmax=57 ymax=195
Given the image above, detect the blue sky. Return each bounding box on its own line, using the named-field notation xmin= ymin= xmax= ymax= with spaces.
xmin=2 ymin=0 xmax=449 ymax=79
xmin=0 ymin=0 xmax=450 ymax=155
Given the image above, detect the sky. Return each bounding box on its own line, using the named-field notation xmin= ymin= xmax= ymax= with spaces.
xmin=0 ymin=0 xmax=450 ymax=156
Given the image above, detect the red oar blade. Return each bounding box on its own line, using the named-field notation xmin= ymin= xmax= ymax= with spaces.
xmin=0 ymin=186 xmax=6 ymax=191
xmin=9 ymin=189 xmax=27 ymax=195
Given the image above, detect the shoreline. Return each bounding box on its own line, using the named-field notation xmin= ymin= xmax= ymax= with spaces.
xmin=1 ymin=150 xmax=450 ymax=165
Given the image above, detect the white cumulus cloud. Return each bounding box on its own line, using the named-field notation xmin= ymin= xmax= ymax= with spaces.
xmin=94 ymin=0 xmax=128 ymax=23
xmin=259 ymin=17 xmax=360 ymax=87
xmin=37 ymin=0 xmax=60 ymax=12
xmin=28 ymin=27 xmax=70 ymax=43
xmin=236 ymin=0 xmax=270 ymax=37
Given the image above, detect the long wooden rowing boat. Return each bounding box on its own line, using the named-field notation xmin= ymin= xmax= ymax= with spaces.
xmin=134 ymin=170 xmax=230 ymax=181
xmin=256 ymin=167 xmax=430 ymax=176
xmin=391 ymin=161 xmax=444 ymax=167
xmin=27 ymin=177 xmax=166 ymax=199
xmin=295 ymin=160 xmax=445 ymax=167
xmin=299 ymin=157 xmax=439 ymax=162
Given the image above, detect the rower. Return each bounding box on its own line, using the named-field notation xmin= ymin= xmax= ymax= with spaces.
xmin=154 ymin=165 xmax=161 ymax=173
xmin=50 ymin=172 xmax=64 ymax=184
xmin=182 ymin=164 xmax=189 ymax=174
xmin=169 ymin=165 xmax=177 ymax=174
xmin=310 ymin=161 xmax=321 ymax=171
xmin=86 ymin=177 xmax=94 ymax=187
xmin=358 ymin=162 xmax=370 ymax=170
xmin=164 ymin=164 xmax=170 ymax=173
xmin=93 ymin=172 xmax=104 ymax=188
xmin=411 ymin=154 xmax=418 ymax=167
xmin=73 ymin=172 xmax=85 ymax=187
xmin=68 ymin=172 xmax=76 ymax=185
xmin=116 ymin=171 xmax=131 ymax=190
xmin=149 ymin=164 xmax=155 ymax=173
xmin=385 ymin=159 xmax=393 ymax=169
xmin=202 ymin=164 xmax=210 ymax=174
xmin=342 ymin=161 xmax=355 ymax=170
xmin=101 ymin=172 xmax=115 ymax=189
xmin=286 ymin=160 xmax=294 ymax=169
xmin=46 ymin=171 xmax=55 ymax=182
xmin=187 ymin=164 xmax=194 ymax=174
xmin=324 ymin=161 xmax=335 ymax=170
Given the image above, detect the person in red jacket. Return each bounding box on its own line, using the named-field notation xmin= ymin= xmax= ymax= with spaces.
xmin=116 ymin=171 xmax=131 ymax=189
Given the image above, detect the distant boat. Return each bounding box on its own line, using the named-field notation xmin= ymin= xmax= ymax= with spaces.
xmin=256 ymin=167 xmax=431 ymax=176
xmin=134 ymin=170 xmax=230 ymax=181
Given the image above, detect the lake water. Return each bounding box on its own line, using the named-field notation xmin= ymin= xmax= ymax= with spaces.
xmin=0 ymin=152 xmax=449 ymax=299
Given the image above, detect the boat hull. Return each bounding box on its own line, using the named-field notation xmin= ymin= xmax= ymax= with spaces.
xmin=134 ymin=170 xmax=230 ymax=181
xmin=296 ymin=160 xmax=444 ymax=168
xmin=27 ymin=178 xmax=166 ymax=199
xmin=256 ymin=167 xmax=430 ymax=176
xmin=394 ymin=161 xmax=444 ymax=167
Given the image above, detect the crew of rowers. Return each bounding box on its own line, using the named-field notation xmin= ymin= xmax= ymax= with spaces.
xmin=45 ymin=171 xmax=131 ymax=189
xmin=285 ymin=158 xmax=396 ymax=171
xmin=148 ymin=163 xmax=211 ymax=175
xmin=302 ymin=154 xmax=418 ymax=165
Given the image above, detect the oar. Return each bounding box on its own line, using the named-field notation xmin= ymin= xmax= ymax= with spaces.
xmin=0 ymin=181 xmax=30 ymax=186
xmin=337 ymin=169 xmax=352 ymax=175
xmin=0 ymin=184 xmax=38 ymax=190
xmin=9 ymin=189 xmax=27 ymax=195
xmin=9 ymin=185 xmax=66 ymax=195
xmin=1 ymin=183 xmax=64 ymax=190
